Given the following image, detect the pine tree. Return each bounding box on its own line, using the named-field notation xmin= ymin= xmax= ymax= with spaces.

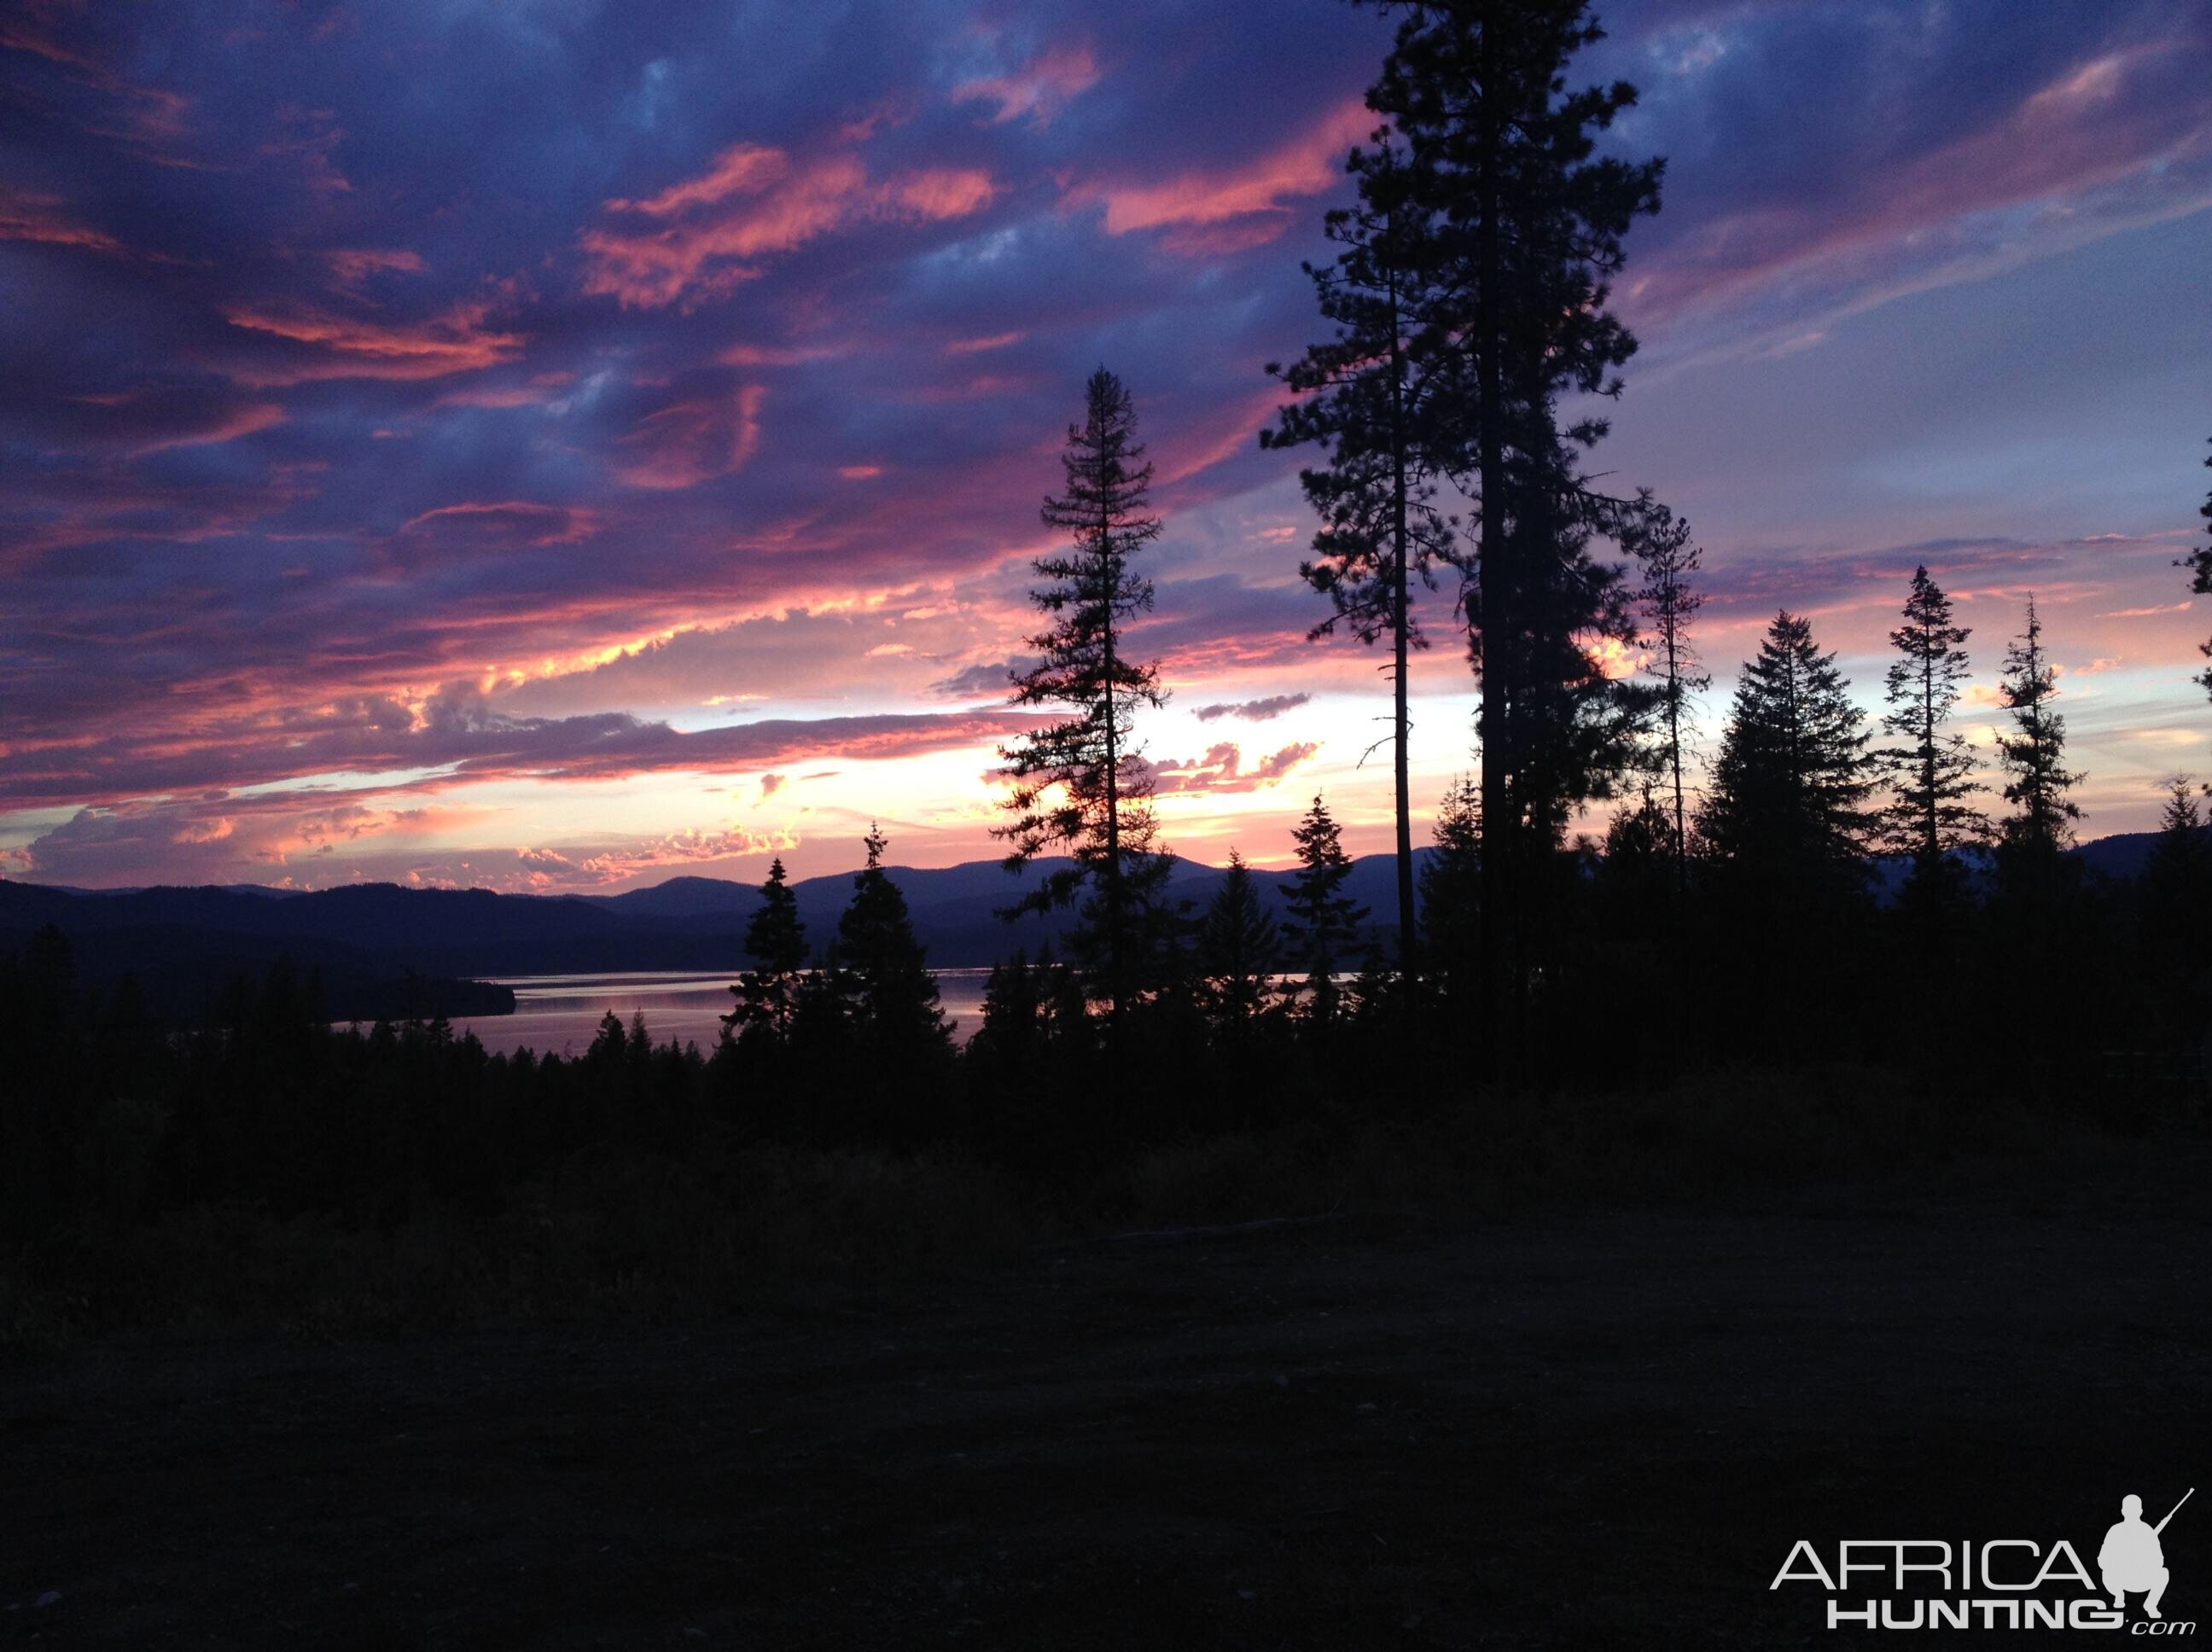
xmin=1699 ymin=611 xmax=1877 ymax=893
xmin=1281 ymin=796 xmax=1368 ymax=1021
xmin=1993 ymin=596 xmax=2083 ymax=865
xmin=1419 ymin=776 xmax=1481 ymax=1008
xmin=2181 ymin=438 xmax=2212 ymax=699
xmin=1358 ymin=0 xmax=1664 ymax=1079
xmin=975 ymin=951 xmax=1048 ymax=1062
xmin=996 ymin=368 xmax=1170 ymax=1021
xmin=1265 ymin=130 xmax=1452 ymax=976
xmin=1624 ymin=495 xmax=1708 ymax=888
xmin=1594 ymin=783 xmax=1674 ymax=940
xmin=2141 ymin=777 xmax=2210 ymax=985
xmin=1877 ymin=566 xmax=1986 ymax=908
xmin=723 ymin=856 xmax=808 ymax=1040
xmin=1196 ymin=850 xmax=1281 ymax=1031
xmin=835 ymin=825 xmax=950 ymax=1053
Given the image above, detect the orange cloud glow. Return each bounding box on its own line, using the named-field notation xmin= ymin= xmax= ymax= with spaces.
xmin=582 ymin=141 xmax=997 ymax=308
xmin=224 ymin=298 xmax=526 ymax=382
xmin=1069 ymin=97 xmax=1370 ymax=253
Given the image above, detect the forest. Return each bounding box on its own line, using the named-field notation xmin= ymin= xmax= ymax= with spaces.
xmin=5 ymin=0 xmax=2209 ymax=1339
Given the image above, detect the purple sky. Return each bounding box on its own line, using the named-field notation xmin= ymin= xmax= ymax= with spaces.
xmin=3 ymin=0 xmax=2209 ymax=890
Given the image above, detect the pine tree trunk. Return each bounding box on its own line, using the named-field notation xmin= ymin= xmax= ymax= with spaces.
xmin=1100 ymin=486 xmax=1123 ymax=1028
xmin=1388 ymin=277 xmax=1418 ymax=1026
xmin=1474 ymin=37 xmax=1514 ymax=1091
xmin=1667 ymin=629 xmax=1688 ymax=899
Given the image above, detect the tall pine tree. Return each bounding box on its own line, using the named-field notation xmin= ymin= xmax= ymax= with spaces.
xmin=835 ymin=825 xmax=950 ymax=1055
xmin=1357 ymin=0 xmax=1664 ymax=1079
xmin=1699 ymin=611 xmax=1877 ymax=894
xmin=1281 ymin=796 xmax=1369 ymax=1022
xmin=723 ymin=856 xmax=809 ymax=1042
xmin=1625 ymin=494 xmax=1707 ymax=890
xmin=1993 ymin=596 xmax=2083 ymax=867
xmin=1196 ymin=850 xmax=1281 ymax=1032
xmin=1419 ymin=777 xmax=1481 ymax=1009
xmin=1265 ymin=129 xmax=1452 ymax=977
xmin=996 ymin=368 xmax=1171 ymax=1021
xmin=1877 ymin=565 xmax=1986 ymax=901
xmin=2182 ymin=438 xmax=2212 ymax=699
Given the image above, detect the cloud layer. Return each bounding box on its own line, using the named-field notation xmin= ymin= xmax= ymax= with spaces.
xmin=3 ymin=0 xmax=2208 ymax=887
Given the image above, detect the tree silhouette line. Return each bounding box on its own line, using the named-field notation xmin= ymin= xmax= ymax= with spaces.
xmin=3 ymin=0 xmax=2209 ymax=1282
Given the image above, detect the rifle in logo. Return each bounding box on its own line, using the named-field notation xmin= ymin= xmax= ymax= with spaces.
xmin=2102 ymin=1488 xmax=2191 ymax=1620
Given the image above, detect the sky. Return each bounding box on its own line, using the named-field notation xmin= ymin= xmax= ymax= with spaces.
xmin=3 ymin=0 xmax=2209 ymax=893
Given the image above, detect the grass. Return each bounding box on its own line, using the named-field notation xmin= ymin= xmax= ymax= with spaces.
xmin=0 ymin=1064 xmax=2141 ymax=1355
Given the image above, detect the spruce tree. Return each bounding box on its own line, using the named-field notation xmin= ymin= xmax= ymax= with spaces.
xmin=1698 ymin=611 xmax=1877 ymax=894
xmin=1265 ymin=130 xmax=1451 ymax=976
xmin=723 ymin=856 xmax=808 ymax=1040
xmin=2141 ymin=777 xmax=2210 ymax=991
xmin=1877 ymin=566 xmax=1986 ymax=903
xmin=1196 ymin=850 xmax=1281 ymax=1031
xmin=1594 ymin=783 xmax=1674 ymax=941
xmin=1993 ymin=596 xmax=2083 ymax=866
xmin=1625 ymin=495 xmax=1708 ymax=888
xmin=1357 ymin=0 xmax=1664 ymax=1079
xmin=975 ymin=951 xmax=1047 ymax=1062
xmin=835 ymin=825 xmax=950 ymax=1053
xmin=2181 ymin=438 xmax=2212 ymax=699
xmin=997 ymin=368 xmax=1170 ymax=1021
xmin=1281 ymin=796 xmax=1368 ymax=1021
xmin=1419 ymin=776 xmax=1481 ymax=1007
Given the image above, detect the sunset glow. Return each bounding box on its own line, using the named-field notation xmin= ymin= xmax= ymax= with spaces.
xmin=5 ymin=1 xmax=2209 ymax=890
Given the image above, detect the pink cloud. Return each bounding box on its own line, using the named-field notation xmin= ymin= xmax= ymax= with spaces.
xmin=575 ymin=824 xmax=800 ymax=886
xmin=954 ymin=43 xmax=1100 ymax=128
xmin=581 ymin=140 xmax=997 ymax=308
xmin=398 ymin=500 xmax=601 ymax=548
xmin=129 ymin=400 xmax=285 ymax=456
xmin=2098 ymin=601 xmax=2192 ymax=619
xmin=1068 ymin=97 xmax=1369 ymax=253
xmin=1629 ymin=40 xmax=2212 ymax=333
xmin=614 ymin=385 xmax=765 ymax=490
xmin=323 ymin=247 xmax=426 ymax=287
xmin=1150 ymin=740 xmax=1319 ymax=794
xmin=223 ymin=297 xmax=526 ymax=382
xmin=945 ymin=330 xmax=1024 ymax=356
xmin=0 ymin=185 xmax=131 ymax=257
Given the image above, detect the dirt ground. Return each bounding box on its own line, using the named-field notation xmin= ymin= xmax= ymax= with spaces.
xmin=5 ymin=1134 xmax=2207 ymax=1649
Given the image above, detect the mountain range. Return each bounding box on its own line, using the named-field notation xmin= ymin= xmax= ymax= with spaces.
xmin=0 ymin=829 xmax=2174 ymax=1021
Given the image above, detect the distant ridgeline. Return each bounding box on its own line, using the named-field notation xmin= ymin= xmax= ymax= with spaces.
xmin=0 ymin=831 xmax=2176 ymax=1022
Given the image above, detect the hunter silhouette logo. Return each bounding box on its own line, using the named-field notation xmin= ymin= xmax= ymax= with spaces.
xmin=2102 ymin=1490 xmax=2189 ymax=1621
xmin=1771 ymin=1486 xmax=2196 ymax=1632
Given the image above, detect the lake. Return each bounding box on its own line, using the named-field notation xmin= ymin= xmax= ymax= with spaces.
xmin=434 ymin=969 xmax=998 ymax=1056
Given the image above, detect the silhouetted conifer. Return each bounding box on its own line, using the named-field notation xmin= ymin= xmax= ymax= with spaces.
xmin=1595 ymin=784 xmax=1674 ymax=941
xmin=1197 ymin=850 xmax=1281 ymax=1032
xmin=1625 ymin=495 xmax=1708 ymax=889
xmin=2181 ymin=438 xmax=2212 ymax=699
xmin=1419 ymin=777 xmax=1481 ymax=1008
xmin=835 ymin=825 xmax=951 ymax=1054
xmin=1699 ymin=611 xmax=1877 ymax=895
xmin=1266 ymin=129 xmax=1452 ymax=974
xmin=724 ymin=856 xmax=808 ymax=1040
xmin=1356 ymin=0 xmax=1664 ymax=1078
xmin=1994 ymin=596 xmax=2083 ymax=874
xmin=1282 ymin=796 xmax=1368 ymax=1021
xmin=976 ymin=949 xmax=1048 ymax=1061
xmin=1878 ymin=566 xmax=1985 ymax=881
xmin=2142 ymin=777 xmax=2210 ymax=984
xmin=996 ymin=368 xmax=1172 ymax=1021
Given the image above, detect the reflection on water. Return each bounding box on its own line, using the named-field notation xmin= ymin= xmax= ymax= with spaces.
xmin=434 ymin=969 xmax=998 ymax=1056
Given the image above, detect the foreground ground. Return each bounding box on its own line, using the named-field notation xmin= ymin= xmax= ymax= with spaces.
xmin=4 ymin=1131 xmax=2206 ymax=1648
